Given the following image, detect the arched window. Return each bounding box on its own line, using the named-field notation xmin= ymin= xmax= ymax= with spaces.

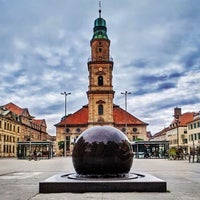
xmin=98 ymin=76 xmax=103 ymax=86
xmin=98 ymin=105 xmax=103 ymax=115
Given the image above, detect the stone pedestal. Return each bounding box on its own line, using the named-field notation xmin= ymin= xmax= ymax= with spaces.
xmin=39 ymin=172 xmax=167 ymax=193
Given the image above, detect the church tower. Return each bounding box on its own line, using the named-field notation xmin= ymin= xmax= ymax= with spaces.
xmin=87 ymin=7 xmax=115 ymax=126
xmin=55 ymin=5 xmax=148 ymax=156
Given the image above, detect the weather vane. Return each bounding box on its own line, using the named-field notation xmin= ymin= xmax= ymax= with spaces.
xmin=99 ymin=1 xmax=102 ymax=18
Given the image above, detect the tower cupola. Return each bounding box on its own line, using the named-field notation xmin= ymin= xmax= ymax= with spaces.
xmin=92 ymin=5 xmax=109 ymax=40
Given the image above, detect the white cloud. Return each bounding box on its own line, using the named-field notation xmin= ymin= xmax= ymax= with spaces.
xmin=0 ymin=0 xmax=199 ymax=135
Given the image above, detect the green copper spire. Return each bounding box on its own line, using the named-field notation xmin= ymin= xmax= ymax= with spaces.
xmin=92 ymin=3 xmax=109 ymax=40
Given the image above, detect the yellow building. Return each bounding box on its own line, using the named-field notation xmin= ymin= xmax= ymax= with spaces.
xmin=0 ymin=107 xmax=20 ymax=157
xmin=0 ymin=102 xmax=49 ymax=157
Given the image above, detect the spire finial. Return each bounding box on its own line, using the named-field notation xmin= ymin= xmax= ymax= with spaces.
xmin=99 ymin=1 xmax=101 ymax=18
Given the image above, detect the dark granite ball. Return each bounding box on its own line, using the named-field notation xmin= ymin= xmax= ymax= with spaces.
xmin=72 ymin=126 xmax=133 ymax=176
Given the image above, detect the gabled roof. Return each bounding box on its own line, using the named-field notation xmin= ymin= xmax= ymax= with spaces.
xmin=55 ymin=104 xmax=147 ymax=127
xmin=55 ymin=105 xmax=88 ymax=126
xmin=4 ymin=102 xmax=31 ymax=117
xmin=113 ymin=105 xmax=148 ymax=125
xmin=32 ymin=119 xmax=47 ymax=127
xmin=170 ymin=112 xmax=195 ymax=128
xmin=186 ymin=112 xmax=200 ymax=124
xmin=152 ymin=127 xmax=169 ymax=138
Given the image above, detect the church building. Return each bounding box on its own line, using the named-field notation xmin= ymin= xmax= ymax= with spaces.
xmin=55 ymin=8 xmax=148 ymax=155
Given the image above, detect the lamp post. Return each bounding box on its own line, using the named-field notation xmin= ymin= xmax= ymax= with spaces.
xmin=61 ymin=92 xmax=71 ymax=157
xmin=121 ymin=91 xmax=131 ymax=135
xmin=175 ymin=119 xmax=179 ymax=149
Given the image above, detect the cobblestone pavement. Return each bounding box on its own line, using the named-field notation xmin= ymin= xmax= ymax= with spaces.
xmin=0 ymin=157 xmax=199 ymax=200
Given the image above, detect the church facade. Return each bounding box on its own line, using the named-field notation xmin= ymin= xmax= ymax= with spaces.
xmin=55 ymin=10 xmax=148 ymax=155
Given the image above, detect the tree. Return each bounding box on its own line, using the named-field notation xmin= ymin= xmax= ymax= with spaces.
xmin=58 ymin=141 xmax=64 ymax=155
xmin=135 ymin=138 xmax=144 ymax=141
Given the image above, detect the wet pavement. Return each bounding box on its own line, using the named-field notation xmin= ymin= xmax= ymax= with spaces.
xmin=0 ymin=157 xmax=199 ymax=200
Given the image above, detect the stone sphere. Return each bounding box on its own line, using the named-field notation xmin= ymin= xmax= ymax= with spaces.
xmin=72 ymin=126 xmax=133 ymax=176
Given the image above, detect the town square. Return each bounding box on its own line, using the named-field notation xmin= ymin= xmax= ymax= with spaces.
xmin=0 ymin=1 xmax=200 ymax=199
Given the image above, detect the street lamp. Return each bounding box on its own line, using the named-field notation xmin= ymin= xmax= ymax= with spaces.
xmin=61 ymin=92 xmax=71 ymax=157
xmin=121 ymin=91 xmax=131 ymax=135
xmin=175 ymin=119 xmax=180 ymax=149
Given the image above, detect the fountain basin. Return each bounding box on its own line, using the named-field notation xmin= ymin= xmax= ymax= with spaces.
xmin=39 ymin=172 xmax=167 ymax=193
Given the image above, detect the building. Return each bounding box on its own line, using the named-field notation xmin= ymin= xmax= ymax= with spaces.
xmin=151 ymin=127 xmax=169 ymax=141
xmin=151 ymin=107 xmax=200 ymax=156
xmin=166 ymin=108 xmax=195 ymax=153
xmin=0 ymin=102 xmax=49 ymax=157
xmin=0 ymin=106 xmax=20 ymax=157
xmin=187 ymin=112 xmax=200 ymax=154
xmin=55 ymin=9 xmax=148 ymax=156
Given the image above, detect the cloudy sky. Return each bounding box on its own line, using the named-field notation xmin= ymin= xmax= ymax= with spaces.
xmin=0 ymin=0 xmax=200 ymax=135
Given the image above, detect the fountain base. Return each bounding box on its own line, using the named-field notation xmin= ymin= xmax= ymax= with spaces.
xmin=39 ymin=172 xmax=167 ymax=193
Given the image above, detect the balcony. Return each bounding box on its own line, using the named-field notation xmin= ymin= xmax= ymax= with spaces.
xmin=87 ymin=56 xmax=113 ymax=62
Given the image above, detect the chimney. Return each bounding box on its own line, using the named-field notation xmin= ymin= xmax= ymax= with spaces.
xmin=174 ymin=107 xmax=181 ymax=119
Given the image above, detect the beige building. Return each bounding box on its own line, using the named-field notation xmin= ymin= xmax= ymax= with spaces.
xmin=0 ymin=107 xmax=20 ymax=157
xmin=151 ymin=127 xmax=168 ymax=141
xmin=152 ymin=108 xmax=200 ymax=154
xmin=55 ymin=10 xmax=148 ymax=156
xmin=187 ymin=112 xmax=200 ymax=153
xmin=0 ymin=102 xmax=49 ymax=157
xmin=166 ymin=108 xmax=194 ymax=153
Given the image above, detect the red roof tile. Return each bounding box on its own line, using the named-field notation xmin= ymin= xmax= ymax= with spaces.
xmin=170 ymin=112 xmax=195 ymax=127
xmin=32 ymin=119 xmax=46 ymax=127
xmin=55 ymin=104 xmax=147 ymax=127
xmin=4 ymin=102 xmax=35 ymax=119
xmin=4 ymin=102 xmax=24 ymax=115
xmin=55 ymin=105 xmax=88 ymax=126
xmin=113 ymin=105 xmax=147 ymax=125
xmin=153 ymin=127 xmax=168 ymax=138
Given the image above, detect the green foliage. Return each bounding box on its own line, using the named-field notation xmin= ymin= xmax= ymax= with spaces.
xmin=169 ymin=147 xmax=177 ymax=156
xmin=135 ymin=138 xmax=144 ymax=141
xmin=58 ymin=141 xmax=64 ymax=150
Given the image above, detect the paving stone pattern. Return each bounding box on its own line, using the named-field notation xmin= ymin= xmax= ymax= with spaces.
xmin=0 ymin=157 xmax=199 ymax=200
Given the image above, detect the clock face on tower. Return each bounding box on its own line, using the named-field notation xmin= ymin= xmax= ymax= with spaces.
xmin=98 ymin=67 xmax=103 ymax=71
